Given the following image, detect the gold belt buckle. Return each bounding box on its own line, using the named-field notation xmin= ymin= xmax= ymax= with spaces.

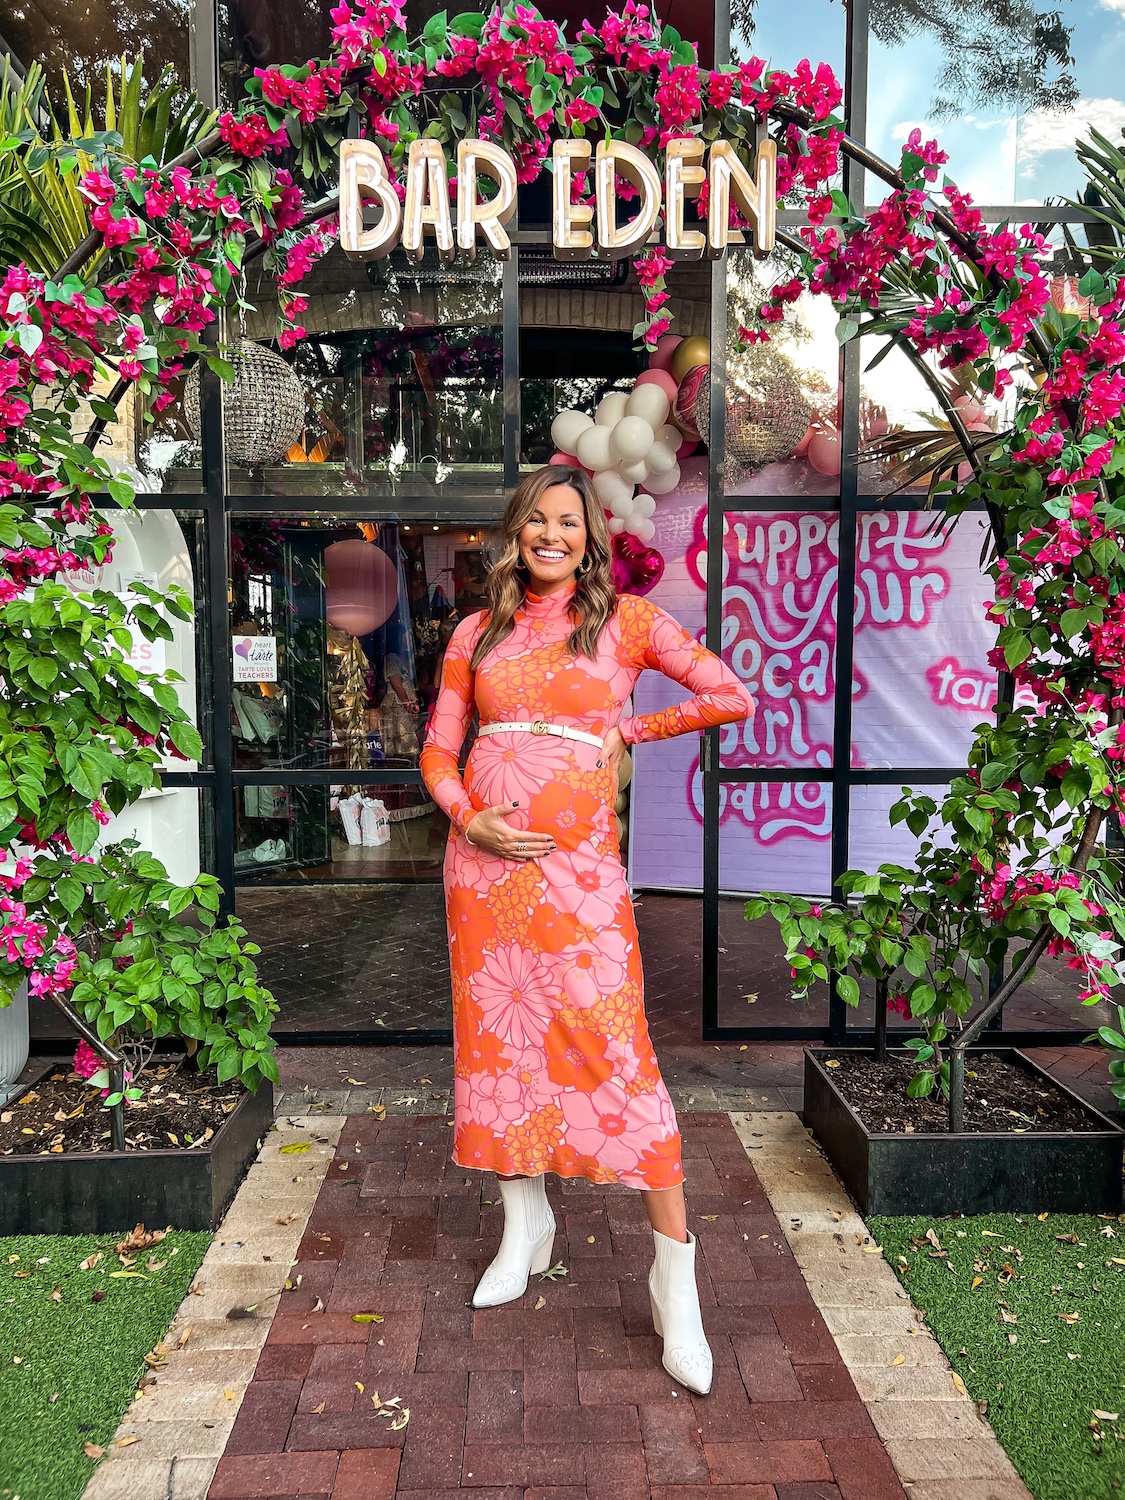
xmin=530 ymin=720 xmax=550 ymax=735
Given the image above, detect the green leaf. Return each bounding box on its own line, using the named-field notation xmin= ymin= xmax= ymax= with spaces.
xmin=836 ymin=974 xmax=860 ymax=1006
xmin=835 ymin=318 xmax=859 ymax=344
xmin=906 ymin=1070 xmax=935 ymax=1098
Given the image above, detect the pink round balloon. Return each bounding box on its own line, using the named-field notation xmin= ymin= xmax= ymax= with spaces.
xmin=549 ymin=451 xmax=577 ymax=466
xmin=633 ymin=368 xmax=679 ymax=404
xmin=806 ymin=430 xmax=842 ymax=477
xmin=648 ymin=333 xmax=683 ymax=373
xmin=676 ymin=435 xmax=700 ymax=460
xmin=325 ymin=539 xmax=398 ymax=636
xmin=612 ymin=533 xmax=665 ymax=596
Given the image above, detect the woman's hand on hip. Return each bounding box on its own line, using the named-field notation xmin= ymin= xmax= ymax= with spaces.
xmin=597 ymin=727 xmax=628 ymax=781
xmin=464 ymin=802 xmax=557 ymax=860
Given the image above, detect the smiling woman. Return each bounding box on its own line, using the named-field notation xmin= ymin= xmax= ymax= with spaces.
xmin=419 ymin=461 xmax=755 ymax=1392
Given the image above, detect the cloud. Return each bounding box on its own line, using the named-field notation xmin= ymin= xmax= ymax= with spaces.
xmin=1099 ymin=0 xmax=1125 ymax=14
xmin=1016 ymin=97 xmax=1125 ymax=160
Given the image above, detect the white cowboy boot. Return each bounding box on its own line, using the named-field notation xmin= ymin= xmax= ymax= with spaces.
xmin=472 ymin=1173 xmax=556 ymax=1308
xmin=648 ymin=1227 xmax=713 ymax=1395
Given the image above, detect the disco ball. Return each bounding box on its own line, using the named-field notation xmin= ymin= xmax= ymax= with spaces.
xmin=694 ymin=346 xmax=813 ymax=480
xmin=185 ymin=339 xmax=307 ymax=467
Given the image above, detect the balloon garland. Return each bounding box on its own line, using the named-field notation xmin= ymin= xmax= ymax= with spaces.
xmin=549 ymin=334 xmax=711 ymax=595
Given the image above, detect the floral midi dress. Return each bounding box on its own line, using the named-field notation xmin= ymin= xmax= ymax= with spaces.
xmin=419 ymin=580 xmax=756 ymax=1190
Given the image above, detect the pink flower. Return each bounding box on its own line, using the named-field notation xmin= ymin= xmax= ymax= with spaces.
xmin=469 ymin=944 xmax=556 ymax=1050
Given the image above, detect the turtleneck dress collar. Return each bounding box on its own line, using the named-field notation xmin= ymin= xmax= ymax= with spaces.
xmin=519 ymin=579 xmax=578 ymax=618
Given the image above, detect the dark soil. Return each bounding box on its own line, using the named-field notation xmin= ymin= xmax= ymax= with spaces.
xmin=822 ymin=1051 xmax=1096 ymax=1134
xmin=0 ymin=1061 xmax=246 ymax=1155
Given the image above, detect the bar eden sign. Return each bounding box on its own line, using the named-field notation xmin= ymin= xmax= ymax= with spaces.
xmin=339 ymin=136 xmax=777 ymax=264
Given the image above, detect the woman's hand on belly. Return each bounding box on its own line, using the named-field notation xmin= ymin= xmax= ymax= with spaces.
xmin=464 ymin=801 xmax=558 ymax=861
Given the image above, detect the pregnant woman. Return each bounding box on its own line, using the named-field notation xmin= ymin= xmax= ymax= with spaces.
xmin=420 ymin=464 xmax=755 ymax=1395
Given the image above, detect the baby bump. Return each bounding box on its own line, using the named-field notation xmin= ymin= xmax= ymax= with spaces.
xmin=465 ymin=729 xmax=616 ymax=851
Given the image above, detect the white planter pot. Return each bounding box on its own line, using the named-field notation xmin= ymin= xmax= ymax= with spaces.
xmin=0 ymin=978 xmax=29 ymax=1104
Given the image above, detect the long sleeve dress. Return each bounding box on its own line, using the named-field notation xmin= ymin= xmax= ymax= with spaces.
xmin=419 ymin=579 xmax=756 ymax=1190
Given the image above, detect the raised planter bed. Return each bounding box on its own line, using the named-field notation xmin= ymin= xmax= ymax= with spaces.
xmin=0 ymin=1066 xmax=273 ymax=1234
xmin=803 ymin=1047 xmax=1124 ymax=1217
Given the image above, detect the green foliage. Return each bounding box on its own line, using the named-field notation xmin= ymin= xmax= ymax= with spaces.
xmin=872 ymin=1214 xmax=1125 ymax=1500
xmin=0 ymin=1230 xmax=211 ymax=1500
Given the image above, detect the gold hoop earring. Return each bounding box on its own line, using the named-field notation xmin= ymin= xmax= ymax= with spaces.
xmin=575 ymin=554 xmax=590 ymax=577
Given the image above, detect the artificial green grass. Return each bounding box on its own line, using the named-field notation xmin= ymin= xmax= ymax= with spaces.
xmin=0 ymin=1229 xmax=211 ymax=1500
xmin=871 ymin=1212 xmax=1125 ymax=1500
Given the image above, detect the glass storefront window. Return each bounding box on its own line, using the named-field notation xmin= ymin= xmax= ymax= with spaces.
xmin=228 ymin=250 xmax=504 ymax=495
xmin=229 ymin=516 xmax=500 ymax=773
xmin=0 ymin=0 xmax=191 ymax=95
xmin=233 ymin=786 xmax=449 ymax=882
xmin=864 ymin=0 xmax=1120 ymax=207
xmin=725 ymin=258 xmax=842 ymax=500
xmin=732 ymin=0 xmax=844 ymax=90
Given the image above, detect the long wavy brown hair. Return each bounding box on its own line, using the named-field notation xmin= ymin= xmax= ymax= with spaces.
xmin=469 ymin=465 xmax=617 ymax=672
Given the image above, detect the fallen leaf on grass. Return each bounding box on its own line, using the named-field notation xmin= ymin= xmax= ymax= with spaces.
xmin=110 ymin=1271 xmax=147 ymax=1280
xmin=971 ymin=1277 xmax=984 ymax=1290
xmin=1094 ymin=1410 xmax=1119 ymax=1422
xmin=78 ymin=1253 xmax=103 ymax=1271
xmin=83 ymin=1443 xmax=105 ymax=1459
xmin=951 ymin=1373 xmax=968 ymax=1396
xmin=48 ymin=1286 xmax=62 ymax=1302
xmin=279 ymin=1142 xmax=312 ymax=1155
xmin=91 ymin=1289 xmax=106 ymax=1303
xmin=115 ymin=1225 xmax=166 ymax=1257
xmin=1057 ymin=1310 xmax=1081 ymax=1324
xmin=925 ymin=1228 xmax=943 ymax=1252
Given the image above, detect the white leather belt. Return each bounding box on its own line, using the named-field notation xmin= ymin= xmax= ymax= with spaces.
xmin=477 ymin=719 xmax=605 ymax=749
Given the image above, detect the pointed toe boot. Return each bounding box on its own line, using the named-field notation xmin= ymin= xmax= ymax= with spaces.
xmin=648 ymin=1226 xmax=713 ymax=1395
xmin=472 ymin=1173 xmax=556 ymax=1309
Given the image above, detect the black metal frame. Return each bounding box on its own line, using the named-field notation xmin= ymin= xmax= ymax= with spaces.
xmin=106 ymin=0 xmax=1102 ymax=1050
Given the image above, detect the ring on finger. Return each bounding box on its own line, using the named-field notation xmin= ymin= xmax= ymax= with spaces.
xmin=516 ymin=841 xmax=527 ymax=854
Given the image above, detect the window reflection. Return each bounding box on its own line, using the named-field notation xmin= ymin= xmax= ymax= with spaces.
xmin=230 ymin=517 xmax=499 ymax=773
xmin=0 ymin=0 xmax=189 ymax=94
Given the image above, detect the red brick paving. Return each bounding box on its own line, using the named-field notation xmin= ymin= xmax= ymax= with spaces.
xmin=207 ymin=1113 xmax=905 ymax=1500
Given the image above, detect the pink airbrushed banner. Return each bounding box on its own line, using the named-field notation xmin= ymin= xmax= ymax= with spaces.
xmin=628 ymin=458 xmax=1013 ymax=897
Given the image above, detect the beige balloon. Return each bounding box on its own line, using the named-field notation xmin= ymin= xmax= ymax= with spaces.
xmin=609 ymin=415 xmax=655 ymax=463
xmin=576 ymin=423 xmax=615 ymax=472
xmin=596 ymin=391 xmax=630 ymax=427
xmin=625 ymin=383 xmax=671 ymax=429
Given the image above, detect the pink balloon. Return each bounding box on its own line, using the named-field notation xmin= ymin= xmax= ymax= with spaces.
xmin=633 ymin=368 xmax=679 ymax=404
xmin=648 ymin=333 xmax=683 ymax=373
xmin=674 ymin=364 xmax=708 ymax=442
xmin=549 ymin=451 xmax=577 ymax=466
xmin=612 ymin=533 xmax=665 ymax=596
xmin=807 ymin=430 xmax=842 ymax=477
xmin=325 ymin=539 xmax=398 ymax=636
xmin=676 ymin=435 xmax=700 ymax=460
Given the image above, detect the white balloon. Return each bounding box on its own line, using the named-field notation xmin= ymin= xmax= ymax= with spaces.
xmin=595 ymin=391 xmax=630 ymax=427
xmin=645 ymin=439 xmax=678 ymax=477
xmin=618 ymin=458 xmax=649 ymax=485
xmin=609 ymin=415 xmax=655 ymax=464
xmin=645 ymin=462 xmax=681 ymax=495
xmin=551 ymin=409 xmax=592 ymax=455
xmin=607 ymin=516 xmax=626 ymax=534
xmin=608 ymin=493 xmax=634 ymax=519
xmin=592 ymin=468 xmax=633 ymax=508
xmin=625 ymin=384 xmax=671 ymax=429
xmin=576 ymin=423 xmax=615 ymax=472
xmin=655 ymin=423 xmax=681 ymax=449
xmin=633 ymin=493 xmax=657 ymax=518
xmin=633 ymin=518 xmax=656 ymax=543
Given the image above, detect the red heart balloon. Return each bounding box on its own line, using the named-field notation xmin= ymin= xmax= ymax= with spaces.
xmin=612 ymin=533 xmax=665 ymax=596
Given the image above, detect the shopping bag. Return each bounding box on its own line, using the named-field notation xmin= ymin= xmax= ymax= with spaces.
xmin=360 ymin=796 xmax=390 ymax=847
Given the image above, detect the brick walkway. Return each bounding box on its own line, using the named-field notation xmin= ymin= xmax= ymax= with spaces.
xmin=207 ymin=1112 xmax=905 ymax=1500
